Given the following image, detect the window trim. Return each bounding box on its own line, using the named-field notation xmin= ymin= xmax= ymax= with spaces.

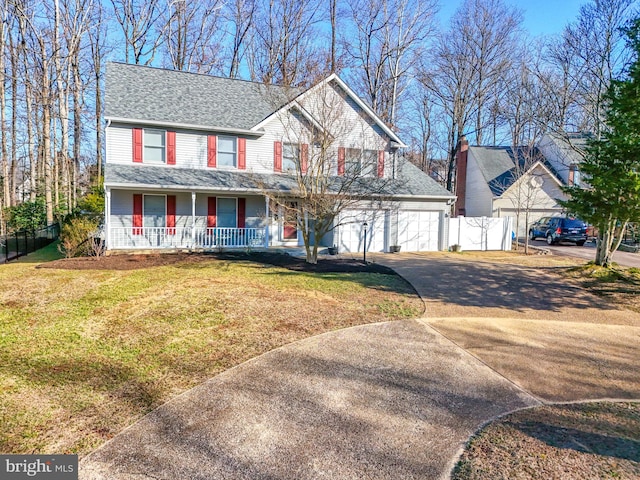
xmin=142 ymin=194 xmax=167 ymax=228
xmin=217 ymin=135 xmax=238 ymax=168
xmin=345 ymin=148 xmax=377 ymax=177
xmin=282 ymin=143 xmax=300 ymax=172
xmin=143 ymin=129 xmax=166 ymax=164
xmin=216 ymin=196 xmax=238 ymax=228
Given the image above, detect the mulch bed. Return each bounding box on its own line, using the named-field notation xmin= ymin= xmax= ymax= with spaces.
xmin=38 ymin=251 xmax=396 ymax=275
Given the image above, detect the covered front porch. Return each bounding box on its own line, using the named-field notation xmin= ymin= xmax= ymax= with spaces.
xmin=108 ymin=226 xmax=268 ymax=249
xmin=104 ymin=187 xmax=309 ymax=250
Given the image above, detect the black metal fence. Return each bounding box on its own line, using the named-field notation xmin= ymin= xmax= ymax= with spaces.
xmin=1 ymin=224 xmax=60 ymax=263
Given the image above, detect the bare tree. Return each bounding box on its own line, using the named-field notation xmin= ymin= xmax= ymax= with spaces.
xmin=248 ymin=0 xmax=322 ymax=86
xmin=342 ymin=0 xmax=437 ymax=127
xmin=224 ymin=0 xmax=255 ymax=78
xmin=161 ymin=0 xmax=225 ymax=73
xmin=554 ymin=0 xmax=635 ymax=137
xmin=258 ymin=79 xmax=394 ymax=263
xmin=109 ymin=0 xmax=164 ymax=65
xmin=87 ymin=1 xmax=108 ymax=185
xmin=417 ymin=0 xmax=522 ymax=192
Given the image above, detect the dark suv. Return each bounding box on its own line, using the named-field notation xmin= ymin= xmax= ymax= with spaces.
xmin=529 ymin=217 xmax=588 ymax=246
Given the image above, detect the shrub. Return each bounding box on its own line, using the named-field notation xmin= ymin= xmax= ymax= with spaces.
xmin=5 ymin=198 xmax=47 ymax=232
xmin=58 ymin=216 xmax=100 ymax=258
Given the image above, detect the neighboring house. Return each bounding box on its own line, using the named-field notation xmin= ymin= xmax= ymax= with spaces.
xmin=454 ymin=136 xmax=568 ymax=236
xmin=104 ymin=63 xmax=455 ymax=253
xmin=537 ymin=132 xmax=589 ymax=187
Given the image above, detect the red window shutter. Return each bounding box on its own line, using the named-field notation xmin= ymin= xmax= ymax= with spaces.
xmin=238 ymin=138 xmax=246 ymax=170
xmin=167 ymin=131 xmax=176 ymax=165
xmin=377 ymin=150 xmax=384 ymax=178
xmin=338 ymin=147 xmax=345 ymax=176
xmin=274 ymin=141 xmax=282 ymax=172
xmin=207 ymin=197 xmax=217 ymax=228
xmin=133 ymin=194 xmax=143 ymax=235
xmin=132 ymin=128 xmax=143 ymax=163
xmin=207 ymin=135 xmax=217 ymax=167
xmin=301 ymin=143 xmax=309 ymax=174
xmin=237 ymin=198 xmax=246 ymax=229
xmin=166 ymin=195 xmax=176 ymax=234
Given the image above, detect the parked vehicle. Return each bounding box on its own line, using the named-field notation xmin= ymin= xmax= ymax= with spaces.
xmin=529 ymin=217 xmax=588 ymax=246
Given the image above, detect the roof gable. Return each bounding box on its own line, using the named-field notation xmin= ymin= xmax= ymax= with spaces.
xmin=252 ymin=73 xmax=406 ymax=148
xmin=469 ymin=146 xmax=564 ymax=196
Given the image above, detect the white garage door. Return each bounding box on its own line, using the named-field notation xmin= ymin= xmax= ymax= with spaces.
xmin=398 ymin=211 xmax=440 ymax=252
xmin=338 ymin=210 xmax=386 ymax=253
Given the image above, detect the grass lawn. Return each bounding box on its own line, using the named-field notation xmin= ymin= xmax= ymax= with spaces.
xmin=0 ymin=244 xmax=423 ymax=456
xmin=453 ymin=402 xmax=640 ymax=480
xmin=443 ymin=252 xmax=640 ymax=479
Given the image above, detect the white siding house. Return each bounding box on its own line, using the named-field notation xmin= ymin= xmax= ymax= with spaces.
xmin=455 ymin=138 xmax=568 ymax=237
xmin=104 ymin=63 xmax=455 ymax=253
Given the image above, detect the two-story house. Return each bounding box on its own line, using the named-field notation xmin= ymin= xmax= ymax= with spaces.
xmin=454 ymin=133 xmax=589 ymax=236
xmin=104 ymin=63 xmax=455 ymax=253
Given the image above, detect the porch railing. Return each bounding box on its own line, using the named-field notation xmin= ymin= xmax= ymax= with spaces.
xmin=109 ymin=227 xmax=266 ymax=249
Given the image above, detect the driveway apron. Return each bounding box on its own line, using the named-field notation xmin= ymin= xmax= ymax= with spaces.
xmin=80 ymin=320 xmax=538 ymax=480
xmin=376 ymin=253 xmax=640 ymax=402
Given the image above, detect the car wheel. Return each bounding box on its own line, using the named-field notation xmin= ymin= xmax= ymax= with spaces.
xmin=546 ymin=234 xmax=554 ymax=245
xmin=576 ymin=241 xmax=585 ymax=246
xmin=529 ymin=230 xmax=536 ymax=240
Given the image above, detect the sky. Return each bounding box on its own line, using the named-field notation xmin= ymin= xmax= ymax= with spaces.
xmin=438 ymin=0 xmax=586 ymax=37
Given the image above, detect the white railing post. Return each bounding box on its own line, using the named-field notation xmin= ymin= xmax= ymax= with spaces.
xmin=191 ymin=192 xmax=196 ymax=248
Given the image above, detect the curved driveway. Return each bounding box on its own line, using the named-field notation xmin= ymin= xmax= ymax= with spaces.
xmin=80 ymin=253 xmax=640 ymax=480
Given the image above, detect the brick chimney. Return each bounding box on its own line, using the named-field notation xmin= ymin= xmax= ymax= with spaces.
xmin=454 ymin=136 xmax=469 ymax=217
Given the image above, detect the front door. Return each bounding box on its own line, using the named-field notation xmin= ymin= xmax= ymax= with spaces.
xmin=282 ymin=202 xmax=298 ymax=241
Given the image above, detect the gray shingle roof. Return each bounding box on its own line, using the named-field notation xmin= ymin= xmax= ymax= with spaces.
xmin=105 ymin=63 xmax=300 ymax=130
xmin=104 ymin=161 xmax=454 ymax=199
xmin=469 ymin=146 xmax=564 ymax=196
xmin=545 ymin=132 xmax=589 ymax=165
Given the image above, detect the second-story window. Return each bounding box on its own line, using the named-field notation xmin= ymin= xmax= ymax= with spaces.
xmin=144 ymin=129 xmax=165 ymax=163
xmin=218 ymin=136 xmax=237 ymax=167
xmin=345 ymin=148 xmax=376 ymax=176
xmin=283 ymin=143 xmax=299 ymax=172
xmin=345 ymin=148 xmax=360 ymax=175
xmin=361 ymin=150 xmax=377 ymax=177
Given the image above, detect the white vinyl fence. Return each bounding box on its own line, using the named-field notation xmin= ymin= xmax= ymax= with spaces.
xmin=447 ymin=216 xmax=513 ymax=251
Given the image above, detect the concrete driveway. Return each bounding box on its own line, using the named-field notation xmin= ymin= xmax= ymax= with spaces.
xmin=378 ymin=253 xmax=640 ymax=402
xmin=81 ymin=320 xmax=537 ymax=480
xmin=80 ymin=253 xmax=640 ymax=480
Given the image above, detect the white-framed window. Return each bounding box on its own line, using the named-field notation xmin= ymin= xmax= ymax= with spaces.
xmin=217 ymin=197 xmax=237 ymax=227
xmin=144 ymin=129 xmax=166 ymax=163
xmin=361 ymin=150 xmax=377 ymax=177
xmin=345 ymin=148 xmax=377 ymax=176
xmin=218 ymin=136 xmax=237 ymax=167
xmin=345 ymin=148 xmax=360 ymax=175
xmin=143 ymin=194 xmax=166 ymax=228
xmin=283 ymin=143 xmax=299 ymax=172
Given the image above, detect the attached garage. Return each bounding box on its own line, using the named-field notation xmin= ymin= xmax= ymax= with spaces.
xmin=336 ymin=208 xmax=444 ymax=253
xmin=337 ymin=209 xmax=387 ymax=253
xmin=397 ymin=210 xmax=440 ymax=252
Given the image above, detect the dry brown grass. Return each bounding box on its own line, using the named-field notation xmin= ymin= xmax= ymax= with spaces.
xmin=0 ymin=245 xmax=422 ymax=457
xmin=453 ymin=402 xmax=640 ymax=480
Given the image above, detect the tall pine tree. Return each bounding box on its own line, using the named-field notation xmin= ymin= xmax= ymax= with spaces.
xmin=562 ymin=18 xmax=640 ymax=267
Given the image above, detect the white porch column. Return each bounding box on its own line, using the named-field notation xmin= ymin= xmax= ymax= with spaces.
xmin=191 ymin=191 xmax=196 ymax=247
xmin=105 ymin=187 xmax=111 ymax=249
xmin=264 ymin=196 xmax=270 ymax=248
